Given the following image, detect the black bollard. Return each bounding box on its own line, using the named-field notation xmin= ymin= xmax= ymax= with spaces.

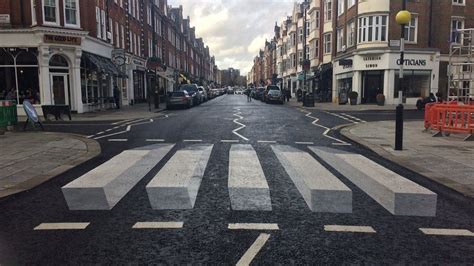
xmin=154 ymin=91 xmax=160 ymax=109
xmin=395 ymin=104 xmax=404 ymax=150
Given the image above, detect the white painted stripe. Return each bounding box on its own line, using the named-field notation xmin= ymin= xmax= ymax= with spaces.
xmin=34 ymin=223 xmax=90 ymax=230
xmin=105 ymin=129 xmax=113 ymax=132
xmin=341 ymin=113 xmax=367 ymax=123
xmin=111 ymin=118 xmax=135 ymax=125
xmin=236 ymin=233 xmax=271 ymax=266
xmin=132 ymin=222 xmax=183 ymax=229
xmin=324 ymin=225 xmax=376 ymax=233
xmin=97 ymin=131 xmax=105 ymax=135
xmin=419 ymin=228 xmax=474 ymax=237
xmin=221 ymin=140 xmax=239 ymax=143
xmin=228 ymin=223 xmax=279 ymax=230
xmin=126 ymin=125 xmax=131 ymax=131
xmin=332 ymin=143 xmax=352 ymax=146
xmin=183 ymin=139 xmax=203 ymax=142
xmin=108 ymin=139 xmax=128 ymax=142
xmin=146 ymin=139 xmax=165 ymax=142
xmin=257 ymin=140 xmax=277 ymax=144
xmin=302 ymin=111 xmax=351 ymax=145
xmin=295 ymin=142 xmax=314 ymax=145
xmin=94 ymin=130 xmax=129 ymax=140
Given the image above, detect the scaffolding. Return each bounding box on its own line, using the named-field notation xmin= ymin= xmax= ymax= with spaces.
xmin=448 ymin=28 xmax=474 ymax=104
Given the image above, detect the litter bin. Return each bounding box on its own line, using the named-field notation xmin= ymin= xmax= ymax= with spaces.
xmin=0 ymin=100 xmax=18 ymax=128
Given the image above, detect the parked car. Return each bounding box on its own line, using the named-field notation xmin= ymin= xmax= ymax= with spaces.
xmin=179 ymin=84 xmax=201 ymax=105
xmin=255 ymin=87 xmax=265 ymax=100
xmin=167 ymin=90 xmax=193 ymax=109
xmin=227 ymin=88 xmax=234 ymax=94
xmin=263 ymin=85 xmax=281 ymax=102
xmin=265 ymin=88 xmax=284 ymax=104
xmin=198 ymin=86 xmax=208 ymax=102
xmin=235 ymin=89 xmax=243 ymax=95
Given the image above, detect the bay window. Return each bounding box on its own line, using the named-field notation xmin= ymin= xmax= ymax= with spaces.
xmin=31 ymin=0 xmax=37 ymax=25
xmin=347 ymin=21 xmax=355 ymax=47
xmin=358 ymin=15 xmax=388 ymax=43
xmin=64 ymin=0 xmax=79 ymax=27
xmin=324 ymin=0 xmax=332 ymax=21
xmin=336 ymin=28 xmax=344 ymax=52
xmin=324 ymin=33 xmax=332 ymax=54
xmin=43 ymin=0 xmax=58 ymax=24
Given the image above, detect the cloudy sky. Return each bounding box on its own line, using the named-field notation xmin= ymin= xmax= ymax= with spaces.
xmin=168 ymin=0 xmax=295 ymax=75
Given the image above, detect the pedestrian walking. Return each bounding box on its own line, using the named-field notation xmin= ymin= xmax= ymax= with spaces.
xmin=113 ymin=86 xmax=121 ymax=109
xmin=285 ymin=88 xmax=291 ymax=102
xmin=247 ymin=87 xmax=252 ymax=102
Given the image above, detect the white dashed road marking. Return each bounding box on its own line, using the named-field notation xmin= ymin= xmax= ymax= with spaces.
xmin=295 ymin=141 xmax=314 ymax=145
xmin=228 ymin=223 xmax=279 ymax=230
xmin=419 ymin=228 xmax=474 ymax=237
xmin=221 ymin=140 xmax=240 ymax=143
xmin=183 ymin=139 xmax=203 ymax=142
xmin=236 ymin=233 xmax=271 ymax=266
xmin=146 ymin=139 xmax=165 ymax=142
xmin=132 ymin=222 xmax=184 ymax=229
xmin=257 ymin=140 xmax=277 ymax=144
xmin=108 ymin=139 xmax=128 ymax=142
xmin=324 ymin=225 xmax=376 ymax=233
xmin=34 ymin=223 xmax=90 ymax=230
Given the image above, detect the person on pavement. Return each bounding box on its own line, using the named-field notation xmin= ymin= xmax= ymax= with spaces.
xmin=247 ymin=87 xmax=252 ymax=102
xmin=113 ymin=86 xmax=121 ymax=109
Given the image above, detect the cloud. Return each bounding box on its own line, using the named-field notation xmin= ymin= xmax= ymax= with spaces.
xmin=168 ymin=0 xmax=294 ymax=75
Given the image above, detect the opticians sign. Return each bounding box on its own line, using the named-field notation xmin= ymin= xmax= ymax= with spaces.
xmin=397 ymin=59 xmax=427 ymax=66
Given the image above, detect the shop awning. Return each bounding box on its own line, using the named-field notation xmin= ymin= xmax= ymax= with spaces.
xmin=82 ymin=52 xmax=127 ymax=78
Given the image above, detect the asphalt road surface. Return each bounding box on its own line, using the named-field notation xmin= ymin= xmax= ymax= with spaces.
xmin=1 ymin=94 xmax=473 ymax=264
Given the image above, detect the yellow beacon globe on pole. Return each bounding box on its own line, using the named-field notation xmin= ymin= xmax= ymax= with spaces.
xmin=396 ymin=10 xmax=411 ymax=25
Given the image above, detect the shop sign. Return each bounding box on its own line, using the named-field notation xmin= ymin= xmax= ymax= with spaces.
xmin=397 ymin=59 xmax=427 ymax=66
xmin=0 ymin=14 xmax=10 ymax=24
xmin=112 ymin=49 xmax=126 ymax=66
xmin=44 ymin=35 xmax=81 ymax=45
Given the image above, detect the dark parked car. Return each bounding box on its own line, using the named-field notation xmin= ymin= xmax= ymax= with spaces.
xmin=167 ymin=91 xmax=193 ymax=109
xmin=255 ymin=87 xmax=265 ymax=100
xmin=263 ymin=85 xmax=281 ymax=102
xmin=265 ymin=87 xmax=284 ymax=104
xmin=179 ymin=84 xmax=201 ymax=105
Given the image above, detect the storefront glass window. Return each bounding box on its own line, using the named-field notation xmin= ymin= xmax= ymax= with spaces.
xmin=394 ymin=70 xmax=431 ymax=98
xmin=0 ymin=48 xmax=40 ymax=104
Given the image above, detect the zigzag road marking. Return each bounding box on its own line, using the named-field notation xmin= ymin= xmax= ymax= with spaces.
xmin=301 ymin=109 xmax=351 ymax=145
xmin=232 ymin=108 xmax=249 ymax=141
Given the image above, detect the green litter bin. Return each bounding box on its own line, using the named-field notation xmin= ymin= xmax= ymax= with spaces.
xmin=0 ymin=100 xmax=18 ymax=128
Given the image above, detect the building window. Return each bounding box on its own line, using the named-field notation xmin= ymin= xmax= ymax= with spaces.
xmin=109 ymin=18 xmax=113 ymax=44
xmin=306 ymin=21 xmax=310 ymax=36
xmin=43 ymin=0 xmax=58 ymax=24
xmin=452 ymin=0 xmax=465 ymax=5
xmin=101 ymin=10 xmax=107 ymax=40
xmin=324 ymin=33 xmax=332 ymax=54
xmin=314 ymin=10 xmax=320 ymax=29
xmin=338 ymin=0 xmax=344 ymax=16
xmin=121 ymin=25 xmax=125 ymax=49
xmin=348 ymin=0 xmax=356 ymax=8
xmin=336 ymin=28 xmax=344 ymax=52
xmin=315 ymin=39 xmax=319 ymax=59
xmin=64 ymin=0 xmax=79 ymax=27
xmin=347 ymin=21 xmax=355 ymax=47
xmin=31 ymin=0 xmax=37 ymax=25
xmin=324 ymin=0 xmax=332 ymax=22
xmin=96 ymin=7 xmax=101 ymax=38
xmin=299 ymin=28 xmax=303 ymax=43
xmin=451 ymin=18 xmax=464 ymax=44
xmin=358 ymin=15 xmax=388 ymax=43
xmin=394 ymin=70 xmax=431 ymax=98
xmin=404 ymin=16 xmax=418 ymax=43
xmin=292 ymin=54 xmax=297 ymax=68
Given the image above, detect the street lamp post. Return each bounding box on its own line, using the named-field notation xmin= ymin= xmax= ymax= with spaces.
xmin=395 ymin=1 xmax=411 ymax=151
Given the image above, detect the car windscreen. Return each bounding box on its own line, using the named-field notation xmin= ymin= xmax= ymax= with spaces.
xmin=268 ymin=90 xmax=281 ymax=94
xmin=267 ymin=85 xmax=280 ymax=91
xmin=171 ymin=92 xmax=185 ymax=97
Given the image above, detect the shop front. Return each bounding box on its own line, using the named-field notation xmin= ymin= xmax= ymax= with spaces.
xmin=333 ymin=50 xmax=440 ymax=105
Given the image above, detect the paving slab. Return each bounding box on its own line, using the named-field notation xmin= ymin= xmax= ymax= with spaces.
xmin=146 ymin=144 xmax=213 ymax=210
xmin=271 ymin=145 xmax=352 ymax=213
xmin=310 ymin=146 xmax=437 ymax=216
xmin=228 ymin=144 xmax=272 ymax=211
xmin=62 ymin=144 xmax=174 ymax=210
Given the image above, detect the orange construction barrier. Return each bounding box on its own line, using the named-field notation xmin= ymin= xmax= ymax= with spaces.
xmin=424 ymin=103 xmax=474 ymax=140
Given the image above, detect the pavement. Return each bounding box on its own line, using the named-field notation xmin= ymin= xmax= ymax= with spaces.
xmin=0 ymin=131 xmax=101 ymax=198
xmin=341 ymin=120 xmax=474 ymax=198
xmin=1 ymin=94 xmax=473 ymax=264
xmin=286 ymin=97 xmax=417 ymax=111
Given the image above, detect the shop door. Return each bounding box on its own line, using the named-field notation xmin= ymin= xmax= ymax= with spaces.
xmin=51 ymin=74 xmax=69 ymax=105
xmin=362 ymin=71 xmax=384 ymax=104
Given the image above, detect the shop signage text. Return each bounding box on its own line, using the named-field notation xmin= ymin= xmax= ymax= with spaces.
xmin=44 ymin=35 xmax=81 ymax=45
xmin=0 ymin=14 xmax=10 ymax=24
xmin=363 ymin=56 xmax=381 ymax=61
xmin=397 ymin=59 xmax=427 ymax=66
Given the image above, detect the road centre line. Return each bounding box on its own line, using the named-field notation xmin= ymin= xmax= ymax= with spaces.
xmin=419 ymin=228 xmax=474 ymax=237
xmin=232 ymin=111 xmax=249 ymax=141
xmin=132 ymin=222 xmax=183 ymax=229
xmin=257 ymin=140 xmax=277 ymax=143
xmin=108 ymin=139 xmax=128 ymax=142
xmin=228 ymin=223 xmax=279 ymax=230
xmin=183 ymin=139 xmax=203 ymax=142
xmin=236 ymin=233 xmax=271 ymax=266
xmin=146 ymin=139 xmax=165 ymax=142
xmin=34 ymin=223 xmax=90 ymax=230
xmin=221 ymin=140 xmax=240 ymax=143
xmin=324 ymin=225 xmax=376 ymax=233
xmin=295 ymin=141 xmax=314 ymax=145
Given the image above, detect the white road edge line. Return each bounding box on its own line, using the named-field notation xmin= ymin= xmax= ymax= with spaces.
xmin=236 ymin=233 xmax=271 ymax=266
xmin=341 ymin=113 xmax=367 ymax=123
xmin=419 ymin=228 xmax=474 ymax=237
xmin=34 ymin=223 xmax=90 ymax=230
xmin=93 ymin=130 xmax=128 ymax=140
xmin=228 ymin=223 xmax=279 ymax=230
xmin=146 ymin=139 xmax=165 ymax=142
xmin=108 ymin=139 xmax=128 ymax=142
xmin=295 ymin=142 xmax=314 ymax=145
xmin=325 ymin=111 xmax=358 ymax=124
xmin=132 ymin=222 xmax=184 ymax=229
xmin=324 ymin=225 xmax=376 ymax=233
